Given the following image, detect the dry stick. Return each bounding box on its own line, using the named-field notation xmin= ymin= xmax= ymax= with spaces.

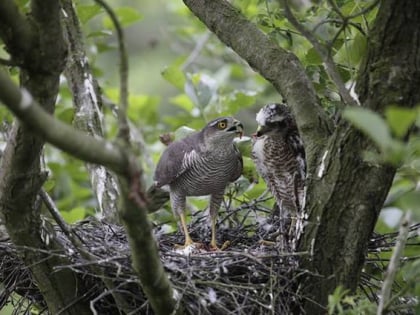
xmin=377 ymin=211 xmax=412 ymax=315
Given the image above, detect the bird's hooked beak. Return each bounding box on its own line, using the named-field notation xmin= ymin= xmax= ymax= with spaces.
xmin=252 ymin=125 xmax=267 ymax=138
xmin=227 ymin=119 xmax=243 ymax=138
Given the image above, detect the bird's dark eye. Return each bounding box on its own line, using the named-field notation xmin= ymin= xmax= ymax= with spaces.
xmin=217 ymin=120 xmax=227 ymax=129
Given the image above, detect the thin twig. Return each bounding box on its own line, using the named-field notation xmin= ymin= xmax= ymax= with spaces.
xmin=182 ymin=31 xmax=212 ymax=71
xmin=94 ymin=0 xmax=130 ymax=144
xmin=377 ymin=211 xmax=412 ymax=315
xmin=280 ymin=0 xmax=358 ymax=108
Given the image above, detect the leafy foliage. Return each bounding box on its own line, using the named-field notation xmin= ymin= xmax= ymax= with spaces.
xmin=1 ymin=0 xmax=419 ymax=314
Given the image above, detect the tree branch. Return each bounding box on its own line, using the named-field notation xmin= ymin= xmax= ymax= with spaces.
xmin=0 ymin=69 xmax=129 ymax=175
xmin=94 ymin=0 xmax=130 ymax=143
xmin=62 ymin=0 xmax=120 ymax=223
xmin=0 ymin=0 xmax=92 ymax=313
xmin=377 ymin=211 xmax=411 ymax=314
xmin=182 ymin=0 xmax=333 ymax=173
xmin=0 ymin=0 xmax=34 ymax=64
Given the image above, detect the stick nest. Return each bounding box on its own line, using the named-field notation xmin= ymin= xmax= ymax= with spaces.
xmin=0 ymin=198 xmax=419 ymax=314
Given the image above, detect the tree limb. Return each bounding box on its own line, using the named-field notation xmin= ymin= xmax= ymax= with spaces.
xmin=0 ymin=69 xmax=129 ymax=175
xmin=0 ymin=0 xmax=34 ymax=64
xmin=0 ymin=0 xmax=92 ymax=313
xmin=182 ymin=0 xmax=333 ymax=173
xmin=62 ymin=0 xmax=120 ymax=223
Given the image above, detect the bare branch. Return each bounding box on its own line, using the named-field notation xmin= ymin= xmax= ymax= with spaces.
xmin=377 ymin=211 xmax=412 ymax=315
xmin=0 ymin=0 xmax=34 ymax=63
xmin=94 ymin=0 xmax=130 ymax=144
xmin=0 ymin=69 xmax=128 ymax=175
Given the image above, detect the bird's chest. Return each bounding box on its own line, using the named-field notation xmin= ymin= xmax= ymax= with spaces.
xmin=175 ymin=151 xmax=237 ymax=195
xmin=252 ymin=136 xmax=290 ymax=177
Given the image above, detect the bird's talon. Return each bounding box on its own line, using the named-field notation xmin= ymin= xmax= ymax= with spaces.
xmin=220 ymin=240 xmax=231 ymax=251
xmin=210 ymin=240 xmax=230 ymax=251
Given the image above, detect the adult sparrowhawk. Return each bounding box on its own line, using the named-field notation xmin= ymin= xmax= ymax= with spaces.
xmin=154 ymin=117 xmax=243 ymax=250
xmin=251 ymin=103 xmax=306 ymax=244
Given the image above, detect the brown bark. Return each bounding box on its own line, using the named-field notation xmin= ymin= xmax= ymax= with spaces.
xmin=299 ymin=1 xmax=420 ymax=313
xmin=0 ymin=1 xmax=91 ymax=314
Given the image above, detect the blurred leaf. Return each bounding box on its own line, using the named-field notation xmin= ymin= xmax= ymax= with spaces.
xmin=162 ymin=64 xmax=186 ymax=90
xmin=395 ymin=190 xmax=420 ymax=219
xmin=170 ymin=94 xmax=194 ymax=113
xmin=185 ymin=73 xmax=216 ymax=108
xmin=55 ymin=106 xmax=74 ymax=124
xmin=61 ymin=207 xmax=86 ymax=224
xmin=226 ymin=90 xmax=257 ymax=113
xmin=241 ymin=156 xmax=259 ymax=184
xmin=335 ymin=33 xmax=367 ymax=66
xmin=385 ymin=106 xmax=417 ymax=138
xmin=235 ymin=136 xmax=252 ymax=157
xmin=127 ymin=94 xmax=160 ymax=124
xmin=174 ymin=126 xmax=196 ymax=140
xmin=305 ymin=47 xmax=322 ymax=65
xmin=76 ymin=4 xmax=102 ymax=24
xmin=43 ymin=179 xmax=56 ymax=192
xmin=343 ymin=107 xmax=392 ymax=150
xmin=103 ymin=7 xmax=142 ymax=29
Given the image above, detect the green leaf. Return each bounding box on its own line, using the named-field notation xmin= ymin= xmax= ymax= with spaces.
xmin=103 ymin=7 xmax=142 ymax=29
xmin=127 ymin=94 xmax=160 ymax=124
xmin=343 ymin=107 xmax=392 ymax=150
xmin=335 ymin=33 xmax=367 ymax=66
xmin=185 ymin=73 xmax=216 ymax=108
xmin=170 ymin=94 xmax=194 ymax=112
xmin=61 ymin=207 xmax=86 ymax=224
xmin=76 ymin=4 xmax=102 ymax=24
xmin=174 ymin=126 xmax=196 ymax=140
xmin=55 ymin=106 xmax=74 ymax=124
xmin=305 ymin=47 xmax=322 ymax=65
xmin=162 ymin=64 xmax=186 ymax=90
xmin=396 ymin=191 xmax=420 ymax=218
xmin=385 ymin=106 xmax=417 ymax=138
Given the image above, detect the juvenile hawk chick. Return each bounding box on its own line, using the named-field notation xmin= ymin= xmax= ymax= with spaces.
xmin=251 ymin=103 xmax=306 ymax=241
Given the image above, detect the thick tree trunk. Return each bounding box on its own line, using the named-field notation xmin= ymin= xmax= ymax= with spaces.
xmin=0 ymin=1 xmax=91 ymax=314
xmin=298 ymin=1 xmax=420 ymax=313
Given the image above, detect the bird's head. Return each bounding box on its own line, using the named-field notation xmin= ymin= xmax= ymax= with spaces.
xmin=202 ymin=117 xmax=243 ymax=148
xmin=254 ymin=103 xmax=294 ymax=137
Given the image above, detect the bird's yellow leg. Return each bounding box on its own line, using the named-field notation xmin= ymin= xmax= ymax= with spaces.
xmin=179 ymin=212 xmax=194 ymax=247
xmin=210 ymin=216 xmax=230 ymax=251
xmin=210 ymin=216 xmax=217 ymax=250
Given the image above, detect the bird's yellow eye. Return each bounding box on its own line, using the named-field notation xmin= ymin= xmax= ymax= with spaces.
xmin=217 ymin=120 xmax=227 ymax=129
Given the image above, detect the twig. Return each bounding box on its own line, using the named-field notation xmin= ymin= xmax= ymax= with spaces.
xmin=182 ymin=31 xmax=212 ymax=71
xmin=94 ymin=0 xmax=130 ymax=144
xmin=377 ymin=211 xmax=412 ymax=315
xmin=280 ymin=0 xmax=358 ymax=107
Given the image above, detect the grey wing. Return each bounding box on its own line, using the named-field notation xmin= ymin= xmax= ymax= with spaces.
xmin=230 ymin=145 xmax=243 ymax=182
xmin=153 ymin=134 xmax=199 ymax=187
